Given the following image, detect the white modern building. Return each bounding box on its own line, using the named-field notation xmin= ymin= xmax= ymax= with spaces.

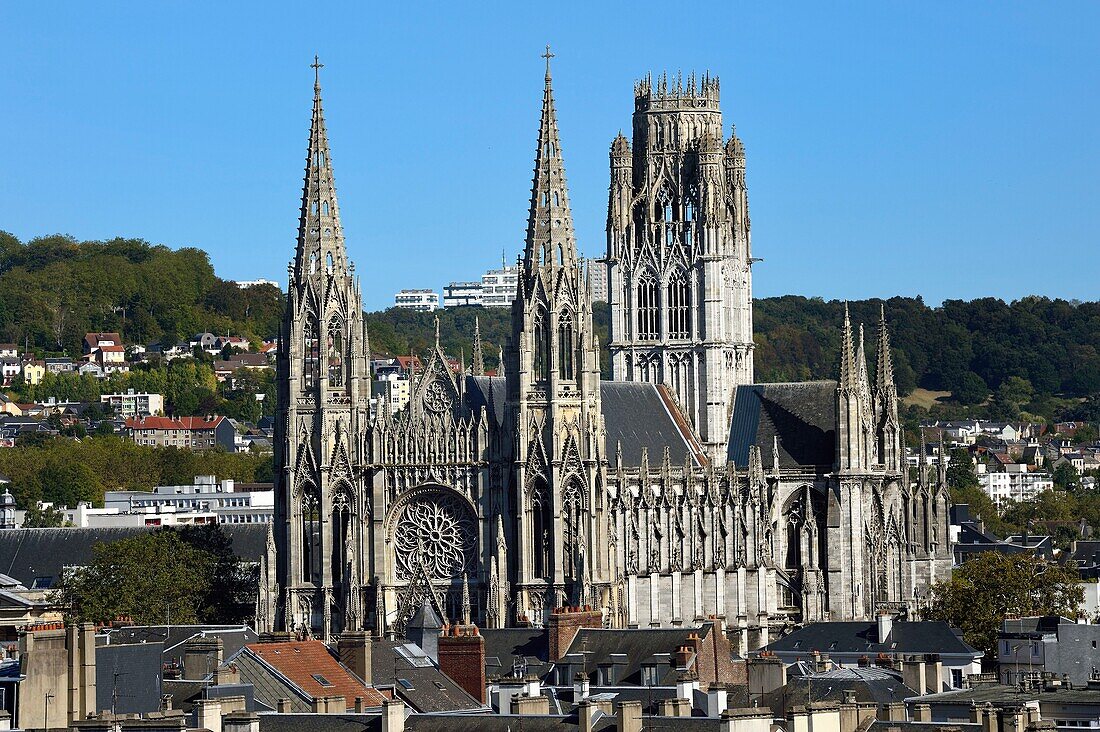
xmin=977 ymin=462 xmax=1054 ymax=505
xmin=480 ymin=264 xmax=519 ymax=307
xmin=394 ymin=289 xmax=439 ymax=312
xmin=100 ymin=390 xmax=164 ymax=418
xmin=442 ymin=281 xmax=482 ymax=308
xmin=104 ymin=475 xmax=275 ymax=525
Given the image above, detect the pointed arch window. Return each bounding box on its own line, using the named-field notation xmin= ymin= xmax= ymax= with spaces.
xmin=553 ymin=191 xmax=560 ymax=207
xmin=667 ymin=270 xmax=692 ymax=339
xmin=558 ymin=313 xmax=575 ymax=380
xmin=311 ymin=201 xmax=318 ymax=215
xmin=327 ymin=318 xmax=344 ymax=389
xmin=331 ymin=487 xmax=353 ymax=587
xmin=300 ymin=485 xmax=322 ymax=584
xmin=531 ymin=480 xmax=552 ymax=579
xmin=321 ymin=201 xmax=330 ymax=216
xmin=303 ymin=318 xmax=320 ymax=391
xmin=636 ymin=272 xmax=659 ymax=341
xmin=685 ymin=200 xmax=694 ymax=222
xmin=664 ymin=202 xmax=673 ymax=223
xmin=533 ymin=314 xmax=550 ymax=382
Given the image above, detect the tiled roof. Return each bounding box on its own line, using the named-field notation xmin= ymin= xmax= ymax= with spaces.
xmin=125 ymin=415 xmax=225 ymax=430
xmin=243 ymin=641 xmax=385 ymax=709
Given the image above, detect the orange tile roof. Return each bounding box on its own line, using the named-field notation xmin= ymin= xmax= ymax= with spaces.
xmin=125 ymin=415 xmax=225 ymax=430
xmin=244 ymin=641 xmax=385 ymax=709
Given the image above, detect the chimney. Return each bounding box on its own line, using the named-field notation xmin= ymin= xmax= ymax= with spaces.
xmin=213 ymin=663 xmax=240 ymax=686
xmin=901 ymin=655 xmax=927 ymax=695
xmin=276 ymin=698 xmax=291 ymax=714
xmin=925 ymin=653 xmax=944 ymax=694
xmin=354 ymin=697 xmax=364 ymax=713
xmin=878 ymin=701 xmax=907 ymax=722
xmin=578 ymin=699 xmax=598 ymax=732
xmin=913 ymin=703 xmax=931 ymax=722
xmin=195 ymin=698 xmax=222 ymax=732
xmin=382 ymin=699 xmax=405 ymax=732
xmin=337 ymin=631 xmax=373 ymax=686
xmin=223 ymin=711 xmax=260 ymax=732
xmin=674 ymin=644 xmax=693 ymax=670
xmin=705 ymin=683 xmax=728 ymax=718
xmin=437 ymin=624 xmax=486 ymax=704
xmin=547 ymin=606 xmax=604 ymax=661
xmin=877 ymin=611 xmax=893 ymax=642
xmin=747 ymin=654 xmax=787 ymax=695
xmin=512 ymin=694 xmax=550 ymax=714
xmin=183 ymin=636 xmax=223 ymax=680
xmin=574 ymin=671 xmax=590 ymax=702
xmin=617 ymin=700 xmax=643 ymax=732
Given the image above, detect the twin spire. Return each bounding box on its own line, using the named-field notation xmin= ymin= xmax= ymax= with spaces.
xmin=839 ymin=303 xmax=896 ymax=395
xmin=522 ymin=45 xmax=579 ymax=279
xmin=294 ymin=56 xmax=347 ymax=281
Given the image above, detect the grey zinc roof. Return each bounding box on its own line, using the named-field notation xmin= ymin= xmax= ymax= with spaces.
xmin=0 ymin=525 xmax=268 ymax=587
xmin=370 ymin=640 xmax=485 ymax=713
xmin=481 ymin=627 xmax=549 ymax=680
xmin=466 ymin=377 xmax=704 ymax=468
xmin=765 ymin=666 xmax=918 ymax=715
xmin=763 ymin=621 xmax=979 ymax=659
xmin=559 ymin=626 xmax=705 ymax=685
xmin=727 ymin=381 xmax=837 ymax=468
xmin=600 ymin=382 xmax=704 ymax=467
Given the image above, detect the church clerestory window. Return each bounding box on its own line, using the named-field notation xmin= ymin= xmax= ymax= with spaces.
xmin=327 ymin=319 xmax=344 ymax=389
xmin=667 ymin=270 xmax=691 ymax=339
xmin=303 ymin=318 xmax=320 ymax=391
xmin=558 ymin=314 xmax=574 ymax=380
xmin=533 ymin=316 xmax=550 ymax=382
xmin=300 ymin=485 xmax=322 ymax=584
xmin=636 ymin=273 xmax=659 ymax=341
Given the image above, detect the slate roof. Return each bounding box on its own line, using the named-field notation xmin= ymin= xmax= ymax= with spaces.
xmin=369 ymin=639 xmax=485 ymax=713
xmin=96 ymin=642 xmax=165 ymax=715
xmin=0 ymin=525 xmax=268 ymax=587
xmin=465 ymin=377 xmax=705 ymax=467
xmin=727 ymin=381 xmax=837 ymax=468
xmin=481 ymin=628 xmax=549 ymax=680
xmin=763 ymin=621 xmax=980 ymax=659
xmin=100 ymin=624 xmax=258 ymax=667
xmin=559 ymin=627 xmax=705 ymax=685
xmin=764 ymin=666 xmax=918 ymax=715
xmin=239 ymin=641 xmax=386 ymax=711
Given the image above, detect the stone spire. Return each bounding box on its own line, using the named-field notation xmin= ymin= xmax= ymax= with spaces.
xmin=856 ymin=324 xmax=870 ymax=399
xmin=293 ymin=56 xmax=347 ymax=281
xmin=839 ymin=304 xmax=857 ymax=391
xmin=875 ymin=304 xmax=896 ymax=393
xmin=472 ymin=316 xmax=485 ymax=376
xmin=522 ymin=45 xmax=578 ymax=282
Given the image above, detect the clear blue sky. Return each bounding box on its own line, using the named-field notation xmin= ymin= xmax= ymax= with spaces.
xmin=2 ymin=3 xmax=1097 ymax=310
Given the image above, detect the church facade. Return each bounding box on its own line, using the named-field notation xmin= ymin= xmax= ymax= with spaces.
xmin=263 ymin=56 xmax=953 ymax=651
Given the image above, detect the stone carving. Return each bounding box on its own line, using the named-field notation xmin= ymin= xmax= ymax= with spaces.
xmin=392 ymin=488 xmax=477 ymax=581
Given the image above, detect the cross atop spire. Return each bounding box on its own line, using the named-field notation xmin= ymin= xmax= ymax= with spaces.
xmin=542 ymin=44 xmax=555 ymax=79
xmin=292 ymin=59 xmax=347 ymax=281
xmin=521 ymin=48 xmax=578 ymax=283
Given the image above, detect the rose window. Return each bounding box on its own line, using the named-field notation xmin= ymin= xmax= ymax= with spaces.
xmin=393 ymin=489 xmax=476 ymax=581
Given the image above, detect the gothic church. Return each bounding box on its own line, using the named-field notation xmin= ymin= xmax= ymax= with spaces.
xmin=263 ymin=55 xmax=952 ymax=651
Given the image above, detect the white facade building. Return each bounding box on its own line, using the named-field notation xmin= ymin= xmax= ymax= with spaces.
xmin=102 ymin=475 xmax=275 ymax=525
xmin=394 ymin=289 xmax=439 ymax=312
xmin=977 ymin=463 xmax=1054 ymax=505
xmin=442 ymin=281 xmax=482 ymax=308
xmin=101 ymin=390 xmax=164 ymax=418
xmin=479 ymin=265 xmax=519 ymax=307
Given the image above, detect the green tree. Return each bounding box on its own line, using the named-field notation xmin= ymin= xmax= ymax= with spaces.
xmin=1053 ymin=462 xmax=1081 ymax=492
xmin=924 ymin=553 xmax=1083 ymax=659
xmin=176 ymin=524 xmax=255 ymax=624
xmin=22 ymin=503 xmax=71 ymax=528
xmin=54 ymin=530 xmax=214 ymax=624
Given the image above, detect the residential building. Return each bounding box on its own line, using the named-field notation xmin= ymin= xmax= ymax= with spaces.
xmin=213 ymin=352 xmax=272 ymax=383
xmin=0 ymin=345 xmax=17 ymax=359
xmin=0 ymin=358 xmax=20 ymax=385
xmin=44 ymin=358 xmax=75 ymax=374
xmin=373 ymin=372 xmax=411 ymax=414
xmin=758 ymin=615 xmax=983 ymax=689
xmin=234 ymin=278 xmax=278 ymax=288
xmin=442 ymin=280 xmax=483 ymax=308
xmin=104 ymin=475 xmax=274 ymax=525
xmin=586 ymin=257 xmax=608 ymax=303
xmin=125 ymin=415 xmax=235 ymax=451
xmin=950 ymin=504 xmax=1056 ymax=564
xmin=976 ymin=461 xmax=1054 ymax=505
xmin=21 ymin=359 xmax=45 ymax=385
xmin=394 ymin=288 xmax=439 ymax=311
xmin=479 ymin=264 xmax=519 ymax=307
xmin=998 ymin=615 xmax=1100 ymax=686
xmin=83 ymin=331 xmax=122 ymax=355
xmin=101 ymin=390 xmax=164 ymax=418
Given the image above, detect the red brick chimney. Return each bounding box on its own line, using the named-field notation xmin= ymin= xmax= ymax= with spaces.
xmin=437 ymin=624 xmax=486 ymax=704
xmin=547 ymin=606 xmax=603 ymax=662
